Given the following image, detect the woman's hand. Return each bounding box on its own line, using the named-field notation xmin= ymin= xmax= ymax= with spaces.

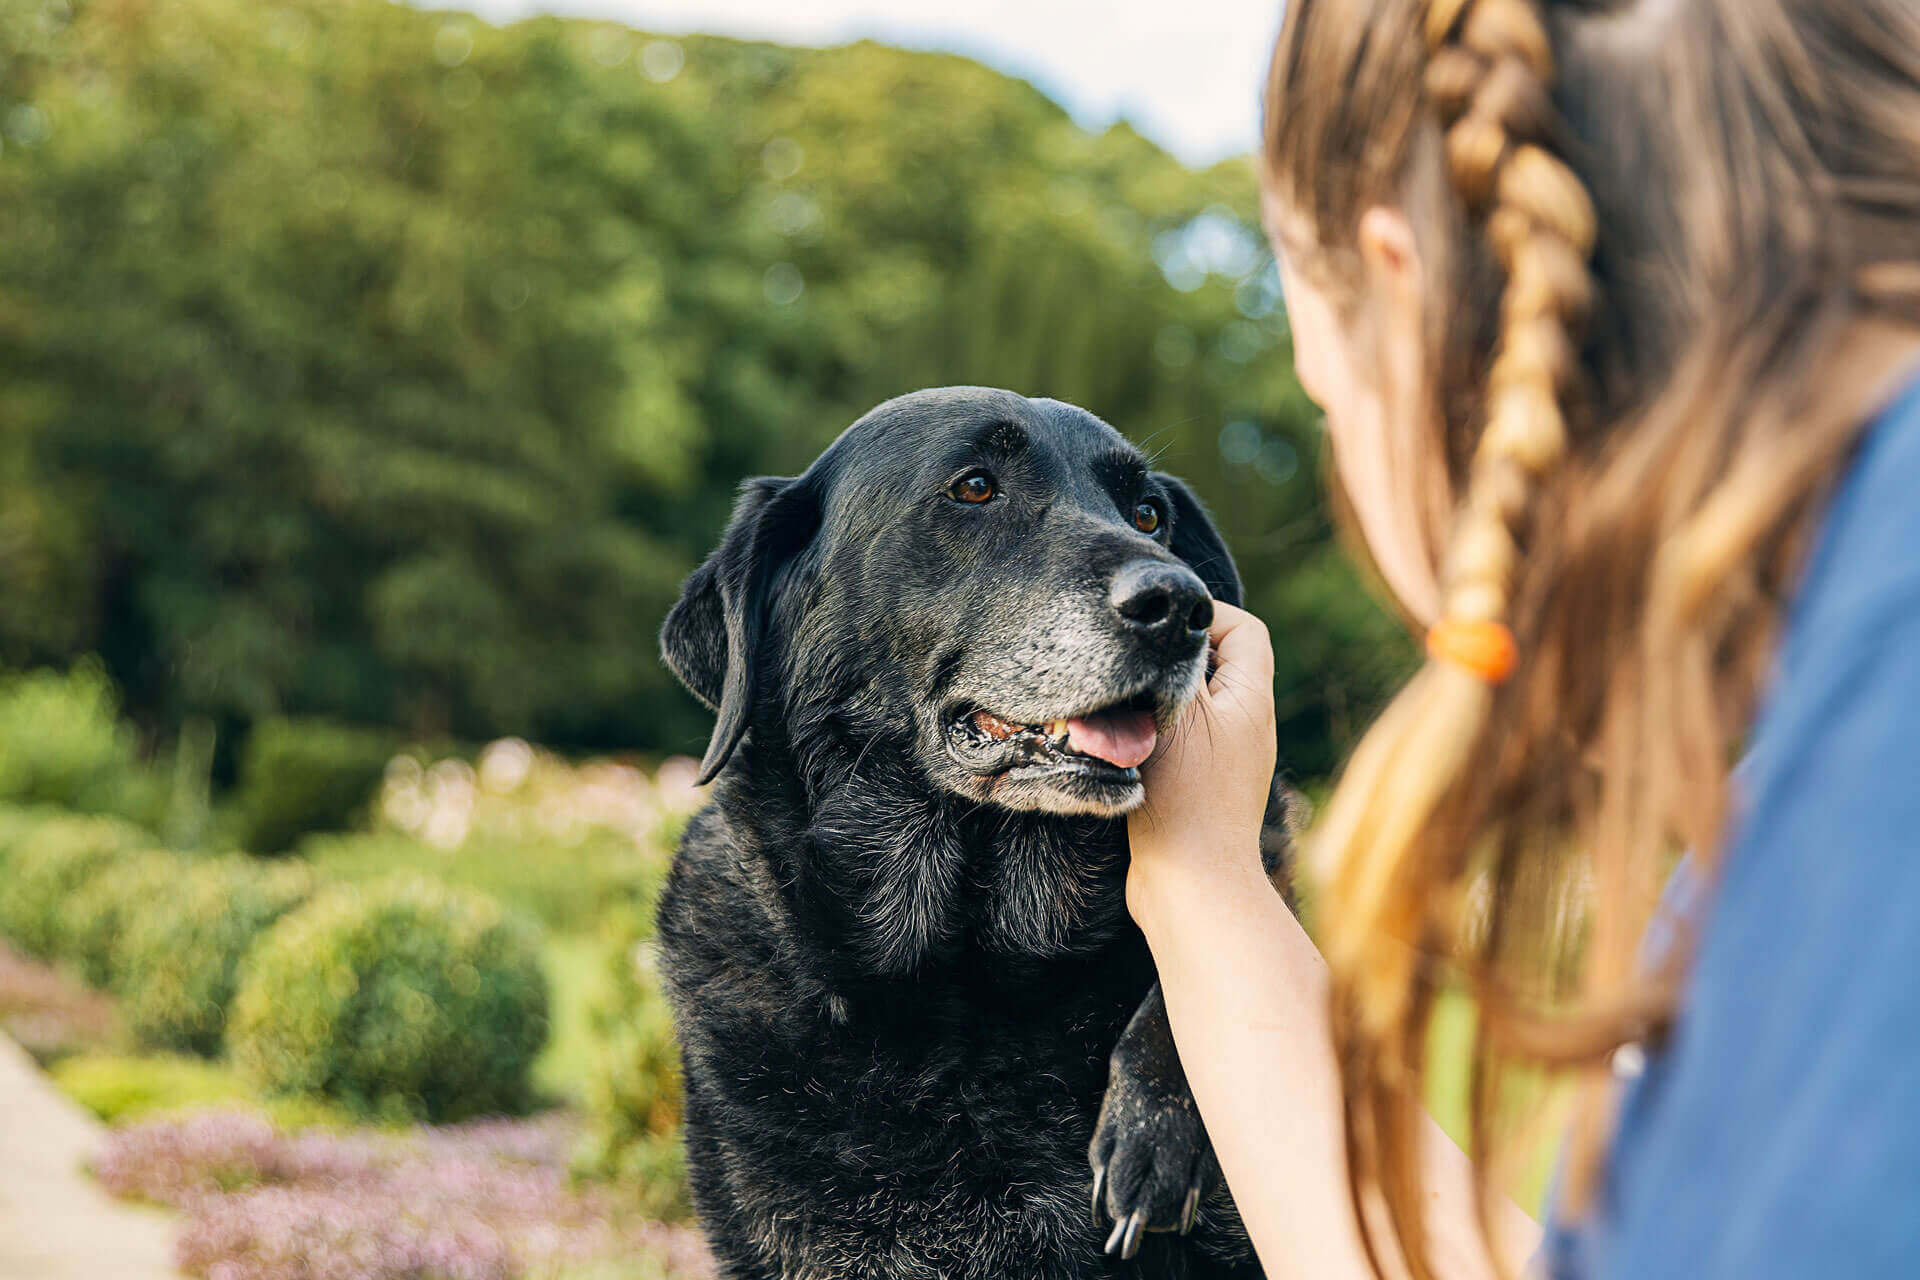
xmin=1123 ymin=600 xmax=1537 ymax=1280
xmin=1128 ymin=601 xmax=1280 ymax=926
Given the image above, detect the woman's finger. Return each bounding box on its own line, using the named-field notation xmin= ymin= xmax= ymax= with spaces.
xmin=1207 ymin=601 xmax=1275 ymax=688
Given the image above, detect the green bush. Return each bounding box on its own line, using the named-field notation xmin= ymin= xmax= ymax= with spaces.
xmin=231 ymin=876 xmax=550 ymax=1122
xmin=117 ymin=858 xmax=317 ymax=1056
xmin=575 ymin=902 xmax=689 ymax=1221
xmin=0 ymin=804 xmax=64 ymax=873
xmin=0 ymin=814 xmax=150 ymax=959
xmin=0 ymin=662 xmax=140 ymax=814
xmin=60 ymin=849 xmax=187 ymax=989
xmin=232 ymin=718 xmax=399 ymax=854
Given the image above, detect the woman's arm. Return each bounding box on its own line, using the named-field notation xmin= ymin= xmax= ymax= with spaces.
xmin=1127 ymin=602 xmax=1540 ymax=1280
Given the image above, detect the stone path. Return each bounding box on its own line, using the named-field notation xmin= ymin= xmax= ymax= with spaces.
xmin=0 ymin=1034 xmax=180 ymax=1279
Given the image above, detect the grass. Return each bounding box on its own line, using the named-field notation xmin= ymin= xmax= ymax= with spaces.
xmin=300 ymin=828 xmax=656 ymax=936
xmin=535 ymin=931 xmax=611 ymax=1104
xmin=1425 ymin=988 xmax=1566 ymax=1216
xmin=51 ymin=1051 xmax=363 ymax=1129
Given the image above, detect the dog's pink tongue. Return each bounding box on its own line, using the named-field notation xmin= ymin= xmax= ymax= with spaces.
xmin=1065 ymin=709 xmax=1157 ymax=770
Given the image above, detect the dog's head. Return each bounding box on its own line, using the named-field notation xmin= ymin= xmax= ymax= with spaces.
xmin=662 ymin=387 xmax=1239 ymax=818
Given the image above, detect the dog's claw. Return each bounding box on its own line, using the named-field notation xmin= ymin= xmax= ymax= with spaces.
xmin=1104 ymin=1210 xmax=1145 ymax=1260
xmin=1090 ymin=986 xmax=1245 ymax=1258
xmin=1088 ymin=1084 xmax=1221 ymax=1250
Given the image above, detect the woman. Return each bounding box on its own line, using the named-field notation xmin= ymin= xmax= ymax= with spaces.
xmin=1133 ymin=1 xmax=1920 ymax=1277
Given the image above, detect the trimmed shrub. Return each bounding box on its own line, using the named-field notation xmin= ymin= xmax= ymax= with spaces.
xmin=232 ymin=717 xmax=399 ymax=854
xmin=0 ymin=813 xmax=149 ymax=959
xmin=118 ymin=858 xmax=317 ymax=1056
xmin=231 ymin=876 xmax=549 ymax=1122
xmin=60 ymin=848 xmax=186 ymax=988
xmin=575 ymin=901 xmax=690 ymax=1221
xmin=0 ymin=804 xmax=63 ymax=873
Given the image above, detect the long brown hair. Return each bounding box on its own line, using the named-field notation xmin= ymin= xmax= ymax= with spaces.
xmin=1263 ymin=1 xmax=1920 ymax=1274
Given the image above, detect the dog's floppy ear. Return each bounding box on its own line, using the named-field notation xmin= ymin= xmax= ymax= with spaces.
xmin=1154 ymin=473 xmax=1241 ymax=608
xmin=661 ymin=475 xmax=819 ymax=784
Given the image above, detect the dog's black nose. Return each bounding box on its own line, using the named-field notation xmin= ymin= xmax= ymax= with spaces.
xmin=1110 ymin=561 xmax=1212 ymax=644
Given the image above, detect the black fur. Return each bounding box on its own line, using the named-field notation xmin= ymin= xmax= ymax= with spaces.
xmin=657 ymin=388 xmax=1277 ymax=1278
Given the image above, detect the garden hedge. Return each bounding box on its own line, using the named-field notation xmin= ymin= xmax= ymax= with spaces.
xmin=0 ymin=804 xmax=62 ymax=874
xmin=118 ymin=858 xmax=318 ymax=1056
xmin=59 ymin=849 xmax=185 ymax=989
xmin=231 ymin=875 xmax=549 ymax=1122
xmin=0 ymin=814 xmax=150 ymax=960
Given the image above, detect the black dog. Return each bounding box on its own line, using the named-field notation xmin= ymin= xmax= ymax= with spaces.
xmin=657 ymin=388 xmax=1281 ymax=1279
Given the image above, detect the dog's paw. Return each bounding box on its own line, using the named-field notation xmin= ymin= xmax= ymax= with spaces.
xmin=1088 ymin=1082 xmax=1219 ymax=1260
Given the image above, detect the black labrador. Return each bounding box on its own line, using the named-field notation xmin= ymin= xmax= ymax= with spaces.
xmin=657 ymin=387 xmax=1285 ymax=1279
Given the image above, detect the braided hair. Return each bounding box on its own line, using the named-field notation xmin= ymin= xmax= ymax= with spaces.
xmin=1317 ymin=0 xmax=1596 ymax=1033
xmin=1267 ymin=0 xmax=1920 ymax=1274
xmin=1298 ymin=4 xmax=1600 ymax=1271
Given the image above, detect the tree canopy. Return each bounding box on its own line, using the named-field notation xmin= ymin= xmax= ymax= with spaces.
xmin=0 ymin=0 xmax=1415 ymax=778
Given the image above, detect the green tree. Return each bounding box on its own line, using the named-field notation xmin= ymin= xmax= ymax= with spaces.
xmin=0 ymin=0 xmax=1413 ymax=783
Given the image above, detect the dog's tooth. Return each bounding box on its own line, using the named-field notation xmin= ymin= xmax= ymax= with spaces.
xmin=1045 ymin=719 xmax=1068 ymax=737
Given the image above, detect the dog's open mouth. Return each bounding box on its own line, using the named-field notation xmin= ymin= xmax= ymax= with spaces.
xmin=952 ymin=690 xmax=1162 ymax=777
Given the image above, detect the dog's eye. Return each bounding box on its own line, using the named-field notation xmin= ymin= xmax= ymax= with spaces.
xmin=1132 ymin=501 xmax=1162 ymax=534
xmin=948 ymin=471 xmax=997 ymax=504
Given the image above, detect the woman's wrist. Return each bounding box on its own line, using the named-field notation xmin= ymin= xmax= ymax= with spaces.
xmin=1126 ymin=835 xmax=1280 ymax=953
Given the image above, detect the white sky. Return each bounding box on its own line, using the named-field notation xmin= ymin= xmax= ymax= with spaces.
xmin=447 ymin=0 xmax=1286 ymax=166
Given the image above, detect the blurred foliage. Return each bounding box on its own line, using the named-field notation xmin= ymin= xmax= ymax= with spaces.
xmin=0 ymin=802 xmax=58 ymax=874
xmin=231 ymin=874 xmax=550 ymax=1122
xmin=117 ymin=855 xmax=316 ymax=1055
xmin=1 ymin=796 xmax=582 ymax=1136
xmin=232 ymin=715 xmax=398 ymax=853
xmin=0 ymin=660 xmax=165 ymax=821
xmin=0 ymin=810 xmax=149 ymax=958
xmin=532 ymin=931 xmax=604 ymax=1103
xmin=0 ymin=0 xmax=1414 ymax=779
xmin=308 ymin=827 xmax=649 ymax=933
xmin=58 ymin=845 xmax=182 ymax=987
xmin=576 ymin=900 xmax=688 ymax=1222
xmin=307 ymin=740 xmax=692 ymax=932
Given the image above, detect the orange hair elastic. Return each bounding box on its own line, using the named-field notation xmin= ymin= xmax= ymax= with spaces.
xmin=1426 ymin=618 xmax=1518 ymax=684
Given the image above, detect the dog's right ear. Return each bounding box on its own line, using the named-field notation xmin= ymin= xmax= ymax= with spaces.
xmin=1155 ymin=473 xmax=1242 ymax=608
xmin=661 ymin=475 xmax=818 ymax=785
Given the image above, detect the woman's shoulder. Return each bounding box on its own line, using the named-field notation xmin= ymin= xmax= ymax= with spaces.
xmin=1781 ymin=371 xmax=1920 ymax=659
xmin=1745 ymin=369 xmax=1920 ymax=788
xmin=1572 ymin=371 xmax=1920 ymax=1280
xmin=1545 ymin=372 xmax=1920 ymax=1280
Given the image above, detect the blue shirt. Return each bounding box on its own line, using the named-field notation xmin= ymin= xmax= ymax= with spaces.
xmin=1544 ymin=372 xmax=1920 ymax=1278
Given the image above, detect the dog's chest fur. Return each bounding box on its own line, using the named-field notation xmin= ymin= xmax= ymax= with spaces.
xmin=658 ymin=776 xmax=1175 ymax=1279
